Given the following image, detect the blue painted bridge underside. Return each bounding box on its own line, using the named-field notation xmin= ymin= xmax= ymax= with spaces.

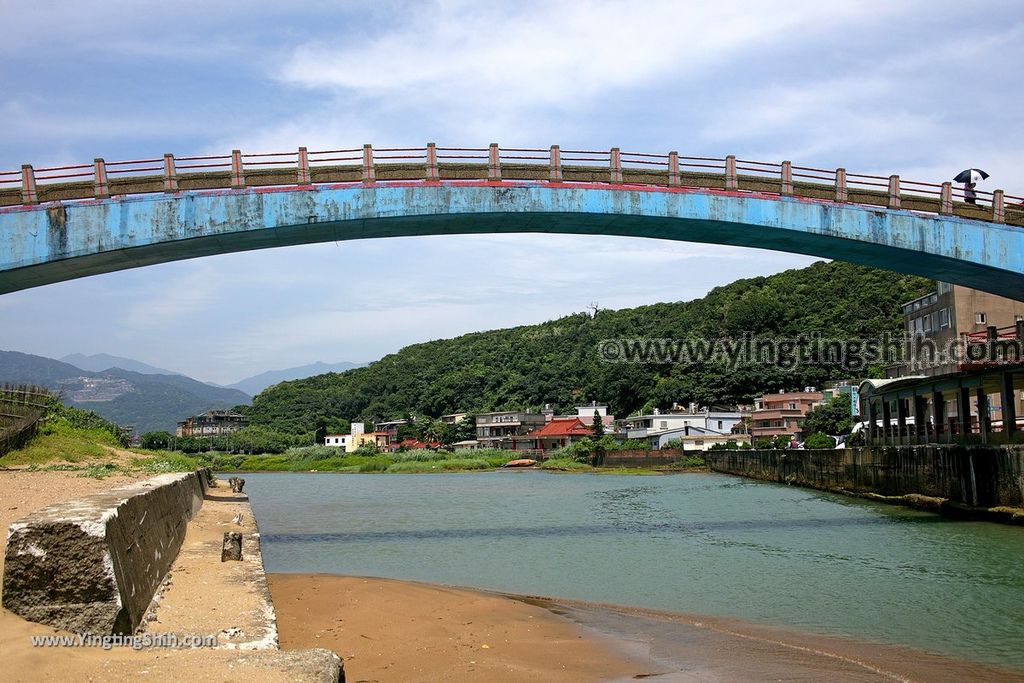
xmin=0 ymin=182 xmax=1022 ymax=299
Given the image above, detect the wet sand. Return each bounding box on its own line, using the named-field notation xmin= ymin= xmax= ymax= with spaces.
xmin=270 ymin=573 xmax=1024 ymax=683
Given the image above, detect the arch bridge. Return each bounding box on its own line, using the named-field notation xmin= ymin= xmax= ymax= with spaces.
xmin=0 ymin=144 xmax=1022 ymax=298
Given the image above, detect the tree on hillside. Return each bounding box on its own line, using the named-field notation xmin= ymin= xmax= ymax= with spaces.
xmin=803 ymin=394 xmax=853 ymax=436
xmin=591 ymin=410 xmax=606 ymax=466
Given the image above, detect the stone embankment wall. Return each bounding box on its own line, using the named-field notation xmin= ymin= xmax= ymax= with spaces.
xmin=2 ymin=469 xmax=209 ymax=635
xmin=706 ymin=447 xmax=1024 ymax=508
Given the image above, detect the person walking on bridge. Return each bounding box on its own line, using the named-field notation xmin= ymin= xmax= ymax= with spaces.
xmin=954 ymin=168 xmax=989 ymax=205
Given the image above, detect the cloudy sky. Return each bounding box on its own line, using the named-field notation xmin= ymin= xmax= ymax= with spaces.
xmin=1 ymin=1 xmax=1021 ymax=384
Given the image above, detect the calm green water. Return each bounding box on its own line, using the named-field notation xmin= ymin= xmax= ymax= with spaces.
xmin=241 ymin=471 xmax=1024 ymax=670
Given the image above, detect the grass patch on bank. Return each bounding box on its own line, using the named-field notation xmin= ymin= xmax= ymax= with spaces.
xmin=212 ymin=448 xmax=517 ymax=473
xmin=538 ymin=458 xmax=593 ymax=471
xmin=0 ymin=420 xmax=121 ymax=465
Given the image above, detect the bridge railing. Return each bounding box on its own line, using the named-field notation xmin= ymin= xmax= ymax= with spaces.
xmin=1 ymin=144 xmax=1021 ymax=228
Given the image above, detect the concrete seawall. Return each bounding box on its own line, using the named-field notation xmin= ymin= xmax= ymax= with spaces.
xmin=706 ymin=447 xmax=1024 ymax=516
xmin=3 ymin=469 xmax=208 ymax=634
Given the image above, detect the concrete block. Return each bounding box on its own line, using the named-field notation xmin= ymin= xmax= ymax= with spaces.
xmin=2 ymin=470 xmax=207 ymax=635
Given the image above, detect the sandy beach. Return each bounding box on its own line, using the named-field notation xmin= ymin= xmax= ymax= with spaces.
xmin=269 ymin=573 xmax=1024 ymax=683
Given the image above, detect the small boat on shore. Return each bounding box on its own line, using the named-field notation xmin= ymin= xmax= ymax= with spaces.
xmin=503 ymin=459 xmax=537 ymax=468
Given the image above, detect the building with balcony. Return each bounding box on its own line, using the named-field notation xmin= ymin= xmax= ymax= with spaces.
xmin=176 ymin=410 xmax=249 ymax=438
xmin=475 ymin=411 xmax=548 ymax=449
xmin=750 ymin=389 xmax=824 ymax=440
xmin=895 ymin=282 xmax=1024 ymax=377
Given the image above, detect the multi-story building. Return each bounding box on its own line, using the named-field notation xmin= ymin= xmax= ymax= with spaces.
xmin=475 ymin=411 xmax=548 ymax=449
xmin=176 ymin=410 xmax=249 ymax=438
xmin=896 ymin=282 xmax=1024 ymax=377
xmin=750 ymin=389 xmax=824 ymax=440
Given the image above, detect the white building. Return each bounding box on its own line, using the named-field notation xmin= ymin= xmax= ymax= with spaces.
xmin=324 ymin=422 xmax=365 ymax=451
xmin=646 ymin=425 xmax=751 ymax=450
xmin=619 ymin=403 xmax=748 ymax=440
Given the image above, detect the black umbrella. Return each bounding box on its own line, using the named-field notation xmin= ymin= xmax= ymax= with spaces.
xmin=953 ymin=168 xmax=989 ymax=185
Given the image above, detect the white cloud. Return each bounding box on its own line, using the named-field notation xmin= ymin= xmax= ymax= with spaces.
xmin=277 ymin=1 xmax=892 ymax=107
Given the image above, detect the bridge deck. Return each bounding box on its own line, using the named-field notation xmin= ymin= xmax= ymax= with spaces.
xmin=1 ymin=148 xmax=1021 ymax=228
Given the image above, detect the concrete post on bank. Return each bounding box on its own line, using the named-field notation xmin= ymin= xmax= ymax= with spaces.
xmin=1001 ymin=372 xmax=1017 ymax=438
xmin=896 ymin=396 xmax=908 ymax=445
xmin=488 ymin=143 xmax=501 ymax=181
xmin=20 ymin=165 xmax=38 ymax=205
xmin=362 ymin=144 xmax=375 ymax=183
xmin=976 ymin=387 xmax=991 ymax=443
xmin=93 ymin=159 xmax=109 ymax=199
xmin=888 ymin=175 xmax=901 ymax=209
xmin=549 ymin=145 xmax=562 ymax=183
xmin=724 ymin=155 xmax=737 ymax=191
xmin=425 ymin=143 xmax=439 ymax=182
xmin=932 ymin=391 xmax=946 ymax=442
xmin=912 ymin=393 xmax=927 ymax=442
xmin=882 ymin=399 xmax=893 ymax=445
xmin=609 ymin=147 xmax=622 ymax=184
xmin=668 ymin=151 xmax=680 ymax=187
xmin=835 ymin=168 xmax=847 ymax=202
xmin=780 ymin=161 xmax=793 ymax=196
xmin=958 ymin=385 xmax=972 ymax=438
xmin=162 ymin=154 xmax=178 ymax=193
xmin=297 ymin=147 xmax=311 ymax=185
xmin=230 ymin=150 xmax=245 ymax=188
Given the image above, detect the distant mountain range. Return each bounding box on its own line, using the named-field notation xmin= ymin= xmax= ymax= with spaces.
xmin=224 ymin=361 xmax=365 ymax=395
xmin=60 ymin=352 xmax=181 ymax=376
xmin=0 ymin=351 xmax=250 ymax=434
xmin=0 ymin=351 xmax=367 ymax=434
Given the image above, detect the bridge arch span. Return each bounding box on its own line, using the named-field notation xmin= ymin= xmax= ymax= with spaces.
xmin=0 ymin=181 xmax=1022 ymax=298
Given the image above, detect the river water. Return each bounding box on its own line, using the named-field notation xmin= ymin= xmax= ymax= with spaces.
xmin=240 ymin=470 xmax=1024 ymax=671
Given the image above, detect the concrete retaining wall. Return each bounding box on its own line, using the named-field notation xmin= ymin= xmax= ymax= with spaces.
xmin=2 ymin=469 xmax=209 ymax=635
xmin=706 ymin=447 xmax=1024 ymax=508
xmin=601 ymin=448 xmax=684 ymax=467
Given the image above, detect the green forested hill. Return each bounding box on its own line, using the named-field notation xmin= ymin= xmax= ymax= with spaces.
xmin=246 ymin=261 xmax=931 ymax=434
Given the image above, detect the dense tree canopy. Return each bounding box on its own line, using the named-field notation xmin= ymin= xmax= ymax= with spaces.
xmin=247 ymin=261 xmax=930 ymax=435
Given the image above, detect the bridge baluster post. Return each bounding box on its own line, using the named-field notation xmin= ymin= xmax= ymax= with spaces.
xmin=362 ymin=144 xmax=375 ymax=183
xmin=297 ymin=147 xmax=310 ymax=185
xmin=724 ymin=155 xmax=737 ymax=191
xmin=426 ymin=143 xmax=439 ymax=182
xmin=549 ymin=145 xmax=562 ymax=183
xmin=231 ymin=150 xmax=245 ymax=188
xmin=163 ymin=154 xmax=178 ymax=193
xmin=888 ymin=175 xmax=901 ymax=209
xmin=835 ymin=168 xmax=847 ymax=202
xmin=780 ymin=160 xmax=793 ymax=195
xmin=93 ymin=158 xmax=109 ymax=199
xmin=993 ymin=190 xmax=1005 ymax=223
xmin=20 ymin=164 xmax=38 ymax=205
xmin=488 ymin=143 xmax=501 ymax=181
xmin=939 ymin=182 xmax=953 ymax=214
xmin=609 ymin=147 xmax=622 ymax=184
xmin=668 ymin=151 xmax=680 ymax=187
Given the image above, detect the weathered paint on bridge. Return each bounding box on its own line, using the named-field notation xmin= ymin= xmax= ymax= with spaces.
xmin=0 ymin=180 xmax=1022 ymax=298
